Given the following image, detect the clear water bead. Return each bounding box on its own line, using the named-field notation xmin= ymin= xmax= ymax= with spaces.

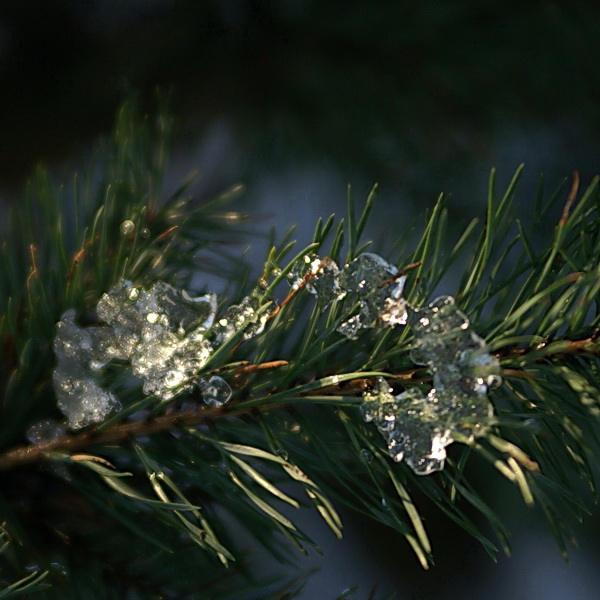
xmin=120 ymin=220 xmax=135 ymax=235
xmin=198 ymin=376 xmax=232 ymax=407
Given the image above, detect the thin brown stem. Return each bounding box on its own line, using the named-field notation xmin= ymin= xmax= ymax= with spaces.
xmin=559 ymin=171 xmax=580 ymax=227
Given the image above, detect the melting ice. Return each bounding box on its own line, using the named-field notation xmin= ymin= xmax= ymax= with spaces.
xmin=53 ymin=309 xmax=121 ymax=429
xmin=361 ymin=296 xmax=501 ymax=475
xmin=96 ymin=280 xmax=217 ymax=400
xmin=52 ymin=280 xmax=261 ymax=429
xmin=198 ymin=376 xmax=233 ymax=407
xmin=408 ymin=296 xmax=502 ymax=396
xmin=292 ymin=252 xmax=408 ymax=337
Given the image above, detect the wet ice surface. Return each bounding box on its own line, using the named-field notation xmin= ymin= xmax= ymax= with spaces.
xmin=213 ymin=295 xmax=268 ymax=344
xmin=52 ymin=280 xmax=254 ymax=429
xmin=97 ymin=280 xmax=217 ymax=401
xmin=338 ymin=253 xmax=407 ymax=338
xmin=408 ymin=296 xmax=502 ymax=396
xmin=292 ymin=252 xmax=407 ymax=337
xmin=198 ymin=375 xmax=233 ymax=407
xmin=305 ymin=256 xmax=346 ymax=309
xmin=53 ymin=309 xmax=121 ymax=429
xmin=362 ymin=296 xmax=501 ymax=475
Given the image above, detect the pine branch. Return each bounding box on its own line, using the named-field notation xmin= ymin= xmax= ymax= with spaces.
xmin=0 ymin=331 xmax=597 ymax=474
xmin=1 ymin=102 xmax=600 ymax=597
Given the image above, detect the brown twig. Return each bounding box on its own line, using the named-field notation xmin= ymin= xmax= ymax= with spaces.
xmin=559 ymin=171 xmax=580 ymax=227
xmin=232 ymin=360 xmax=289 ymax=375
xmin=0 ymin=401 xmax=277 ymax=472
xmin=26 ymin=244 xmax=38 ymax=288
xmin=156 ymin=225 xmax=179 ymax=241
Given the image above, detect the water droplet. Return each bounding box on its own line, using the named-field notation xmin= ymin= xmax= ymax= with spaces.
xmin=120 ymin=220 xmax=135 ymax=235
xmin=198 ymin=376 xmax=232 ymax=407
xmin=146 ymin=312 xmax=160 ymax=323
xmin=140 ymin=227 xmax=151 ymax=238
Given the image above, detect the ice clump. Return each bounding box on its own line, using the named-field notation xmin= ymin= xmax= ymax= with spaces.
xmin=361 ymin=296 xmax=501 ymax=475
xmin=53 ymin=310 xmax=120 ymax=429
xmin=53 ymin=280 xmax=249 ymax=429
xmin=97 ymin=280 xmax=216 ymax=400
xmin=26 ymin=419 xmax=66 ymax=444
xmin=288 ymin=252 xmax=407 ymax=335
xmin=337 ymin=253 xmax=407 ymax=338
xmin=408 ymin=296 xmax=502 ymax=396
xmin=213 ymin=295 xmax=268 ymax=345
xmin=287 ymin=254 xmax=346 ymax=308
xmin=304 ymin=256 xmax=346 ymax=309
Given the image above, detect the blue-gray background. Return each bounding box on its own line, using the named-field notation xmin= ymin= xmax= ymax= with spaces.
xmin=1 ymin=2 xmax=599 ymax=598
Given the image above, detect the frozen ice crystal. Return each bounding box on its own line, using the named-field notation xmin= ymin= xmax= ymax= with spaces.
xmin=213 ymin=295 xmax=267 ymax=344
xmin=54 ymin=279 xmax=272 ymax=427
xmin=53 ymin=370 xmax=119 ymax=430
xmin=408 ymin=296 xmax=501 ymax=395
xmin=287 ymin=254 xmax=346 ymax=307
xmin=339 ymin=253 xmax=397 ymax=293
xmin=198 ymin=375 xmax=232 ymax=407
xmin=289 ymin=252 xmax=407 ymax=335
xmin=305 ymin=256 xmax=346 ymax=308
xmin=362 ymin=381 xmax=452 ymax=474
xmin=361 ymin=296 xmax=500 ymax=475
xmin=361 ymin=378 xmax=494 ymax=475
xmin=336 ymin=314 xmax=364 ymax=340
xmin=337 ymin=253 xmax=407 ymax=338
xmin=97 ymin=280 xmax=217 ymax=401
xmin=53 ymin=310 xmax=121 ymax=429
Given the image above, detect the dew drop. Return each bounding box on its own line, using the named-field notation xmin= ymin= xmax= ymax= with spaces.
xmin=120 ymin=220 xmax=135 ymax=235
xmin=198 ymin=376 xmax=232 ymax=407
xmin=276 ymin=448 xmax=289 ymax=460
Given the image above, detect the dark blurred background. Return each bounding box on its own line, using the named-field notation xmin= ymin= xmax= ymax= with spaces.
xmin=1 ymin=1 xmax=599 ymax=598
